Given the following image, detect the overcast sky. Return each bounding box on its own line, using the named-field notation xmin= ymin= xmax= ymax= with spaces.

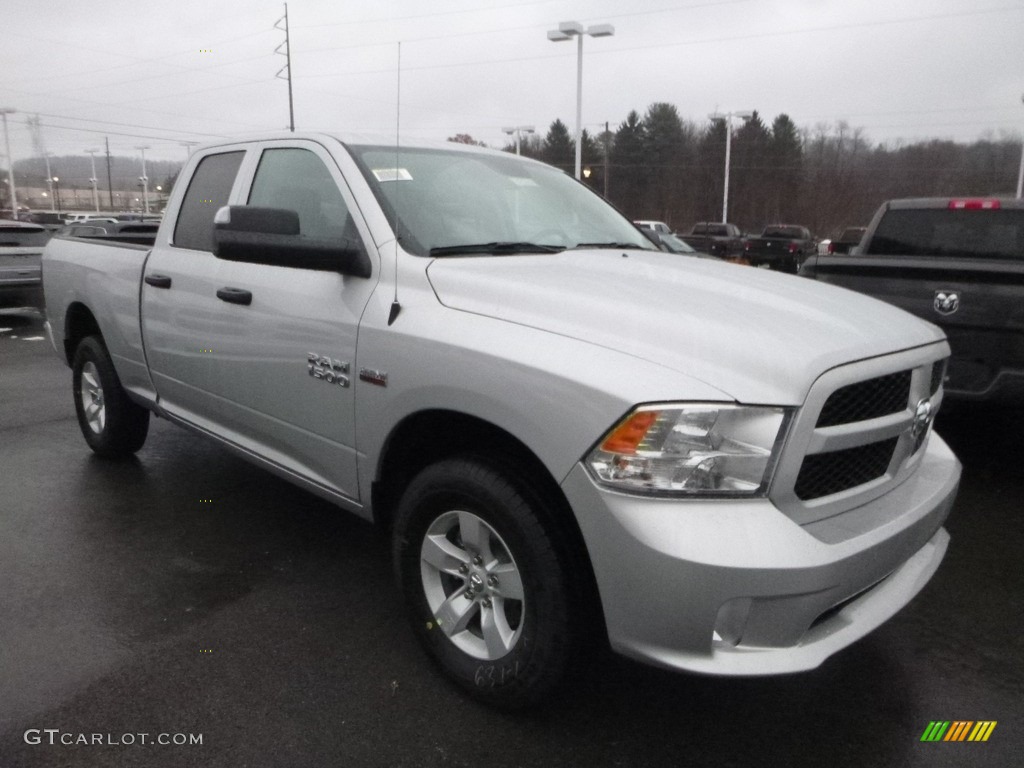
xmin=2 ymin=0 xmax=1022 ymax=166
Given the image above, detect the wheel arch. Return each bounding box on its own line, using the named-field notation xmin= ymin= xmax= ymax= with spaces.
xmin=372 ymin=408 xmax=605 ymax=634
xmin=62 ymin=301 xmax=102 ymax=365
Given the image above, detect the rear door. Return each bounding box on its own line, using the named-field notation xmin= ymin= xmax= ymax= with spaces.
xmin=142 ymin=147 xmax=248 ymax=423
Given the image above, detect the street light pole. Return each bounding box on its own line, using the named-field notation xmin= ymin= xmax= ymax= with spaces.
xmin=0 ymin=108 xmax=17 ymax=219
xmin=547 ymin=21 xmax=614 ymax=180
xmin=44 ymin=153 xmax=55 ymax=211
xmin=135 ymin=145 xmax=150 ymax=214
xmin=709 ymin=110 xmax=753 ymax=223
xmin=85 ymin=149 xmax=100 ymax=212
xmin=501 ymin=125 xmax=536 ymax=155
xmin=52 ymin=176 xmax=61 ymax=215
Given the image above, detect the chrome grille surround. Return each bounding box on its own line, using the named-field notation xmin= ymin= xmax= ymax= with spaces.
xmin=770 ymin=342 xmax=951 ymax=526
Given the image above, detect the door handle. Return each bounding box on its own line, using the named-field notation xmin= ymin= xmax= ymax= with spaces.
xmin=144 ymin=274 xmax=172 ymax=289
xmin=216 ymin=287 xmax=253 ymax=306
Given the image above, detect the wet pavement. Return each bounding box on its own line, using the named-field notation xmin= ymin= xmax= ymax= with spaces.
xmin=1 ymin=307 xmax=1021 ymax=767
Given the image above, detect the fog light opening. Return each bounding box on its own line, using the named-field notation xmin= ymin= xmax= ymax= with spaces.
xmin=714 ymin=597 xmax=753 ymax=647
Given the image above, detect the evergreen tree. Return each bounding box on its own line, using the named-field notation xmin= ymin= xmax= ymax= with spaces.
xmin=768 ymin=114 xmax=802 ymax=223
xmin=542 ymin=119 xmax=575 ymax=173
xmin=641 ymin=102 xmax=688 ymax=226
xmin=611 ymin=111 xmax=646 ymax=216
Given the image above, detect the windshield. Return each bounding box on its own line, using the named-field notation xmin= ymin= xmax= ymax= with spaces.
xmin=347 ymin=145 xmax=655 ymax=256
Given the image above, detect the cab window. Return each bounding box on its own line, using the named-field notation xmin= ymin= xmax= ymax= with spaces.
xmin=173 ymin=151 xmax=244 ymax=251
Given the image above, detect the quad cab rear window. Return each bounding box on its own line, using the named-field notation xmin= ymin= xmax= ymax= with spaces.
xmin=868 ymin=208 xmax=1024 ymax=260
xmin=173 ymin=151 xmax=244 ymax=252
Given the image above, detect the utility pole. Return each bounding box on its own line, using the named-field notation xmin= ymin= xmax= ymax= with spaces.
xmin=105 ymin=138 xmax=114 ymax=210
xmin=275 ymin=4 xmax=295 ymax=132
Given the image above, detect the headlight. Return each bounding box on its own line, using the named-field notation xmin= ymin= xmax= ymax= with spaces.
xmin=585 ymin=404 xmax=792 ymax=497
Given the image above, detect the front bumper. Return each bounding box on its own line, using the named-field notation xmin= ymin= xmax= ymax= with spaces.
xmin=562 ymin=433 xmax=960 ymax=675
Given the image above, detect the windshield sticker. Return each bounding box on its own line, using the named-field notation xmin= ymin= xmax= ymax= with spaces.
xmin=372 ymin=168 xmax=413 ymax=182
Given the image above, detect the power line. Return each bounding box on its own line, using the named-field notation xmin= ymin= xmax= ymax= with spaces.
xmin=0 ymin=19 xmax=276 ymax=89
xmin=27 ymin=112 xmax=230 ymax=140
xmin=299 ymin=0 xmax=751 ymax=54
xmin=298 ymin=4 xmax=1023 ymax=77
xmin=293 ymin=0 xmax=556 ymax=29
xmin=9 ymin=116 xmax=225 ymax=146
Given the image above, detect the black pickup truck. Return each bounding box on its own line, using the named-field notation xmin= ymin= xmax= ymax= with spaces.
xmin=801 ymin=198 xmax=1024 ymax=402
xmin=678 ymin=222 xmax=745 ymax=258
xmin=742 ymin=225 xmax=816 ymax=273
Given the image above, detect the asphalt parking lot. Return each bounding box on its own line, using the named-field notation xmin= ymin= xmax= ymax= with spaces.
xmin=1 ymin=306 xmax=1021 ymax=768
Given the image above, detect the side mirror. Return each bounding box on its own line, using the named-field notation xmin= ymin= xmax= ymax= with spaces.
xmin=213 ymin=206 xmax=371 ymax=278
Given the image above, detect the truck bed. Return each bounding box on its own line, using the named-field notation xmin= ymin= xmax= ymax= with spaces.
xmin=43 ymin=235 xmax=155 ymax=404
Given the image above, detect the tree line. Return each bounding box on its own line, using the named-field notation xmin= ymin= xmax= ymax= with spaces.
xmin=458 ymin=104 xmax=1023 ymax=239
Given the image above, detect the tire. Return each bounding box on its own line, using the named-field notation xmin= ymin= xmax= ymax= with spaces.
xmin=72 ymin=335 xmax=150 ymax=457
xmin=393 ymin=458 xmax=574 ymax=709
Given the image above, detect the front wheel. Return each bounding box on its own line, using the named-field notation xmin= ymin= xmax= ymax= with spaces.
xmin=393 ymin=458 xmax=575 ymax=709
xmin=72 ymin=335 xmax=150 ymax=457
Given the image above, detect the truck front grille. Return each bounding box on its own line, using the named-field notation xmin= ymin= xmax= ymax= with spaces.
xmin=770 ymin=344 xmax=949 ymax=526
xmin=816 ymin=370 xmax=911 ymax=427
xmin=795 ymin=438 xmax=899 ymax=500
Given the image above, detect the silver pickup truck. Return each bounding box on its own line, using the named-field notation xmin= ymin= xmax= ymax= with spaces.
xmin=43 ymin=133 xmax=961 ymax=708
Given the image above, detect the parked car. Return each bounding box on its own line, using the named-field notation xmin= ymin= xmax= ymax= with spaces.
xmin=57 ymin=219 xmax=160 ymax=245
xmin=801 ymin=197 xmax=1024 ymax=401
xmin=63 ymin=213 xmax=119 ymax=225
xmin=828 ymin=226 xmax=867 ymax=255
xmin=678 ymin=222 xmax=745 ymax=258
xmin=743 ymin=225 xmax=817 ymax=273
xmin=43 ymin=132 xmax=960 ymax=708
xmin=26 ymin=211 xmax=70 ymax=232
xmin=0 ymin=219 xmax=51 ymax=308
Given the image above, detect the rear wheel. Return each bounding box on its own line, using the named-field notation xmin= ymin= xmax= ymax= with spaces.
xmin=393 ymin=458 xmax=575 ymax=709
xmin=72 ymin=335 xmax=149 ymax=457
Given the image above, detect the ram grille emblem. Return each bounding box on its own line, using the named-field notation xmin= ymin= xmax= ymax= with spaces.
xmin=933 ymin=290 xmax=959 ymax=316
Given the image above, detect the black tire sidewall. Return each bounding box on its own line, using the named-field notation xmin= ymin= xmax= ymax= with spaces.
xmin=72 ymin=335 xmax=148 ymax=456
xmin=393 ymin=459 xmax=572 ymax=708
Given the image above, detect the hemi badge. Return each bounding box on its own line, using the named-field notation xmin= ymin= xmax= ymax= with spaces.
xmin=359 ymin=368 xmax=388 ymax=387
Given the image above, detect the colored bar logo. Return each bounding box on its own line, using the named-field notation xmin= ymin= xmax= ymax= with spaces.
xmin=920 ymin=721 xmax=997 ymax=742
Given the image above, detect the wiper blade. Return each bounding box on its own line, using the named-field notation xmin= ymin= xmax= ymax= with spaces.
xmin=429 ymin=241 xmax=564 ymax=256
xmin=573 ymin=241 xmax=653 ymax=250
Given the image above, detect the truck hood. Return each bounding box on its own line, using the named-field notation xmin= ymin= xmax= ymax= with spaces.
xmin=425 ymin=250 xmax=946 ymax=404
